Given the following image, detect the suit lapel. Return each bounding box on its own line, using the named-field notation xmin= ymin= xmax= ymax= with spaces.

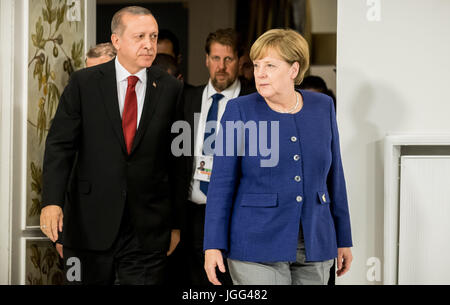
xmin=186 ymin=85 xmax=205 ymax=171
xmin=98 ymin=60 xmax=128 ymax=155
xmin=130 ymin=66 xmax=162 ymax=154
xmin=187 ymin=85 xmax=204 ymax=134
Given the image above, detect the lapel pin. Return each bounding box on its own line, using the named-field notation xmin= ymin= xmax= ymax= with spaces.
xmin=152 ymin=81 xmax=157 ymax=88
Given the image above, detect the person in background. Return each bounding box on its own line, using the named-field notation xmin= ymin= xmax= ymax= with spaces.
xmin=157 ymin=29 xmax=181 ymax=62
xmin=179 ymin=28 xmax=255 ymax=285
xmin=157 ymin=29 xmax=192 ymax=88
xmin=299 ymin=75 xmax=336 ymax=109
xmin=85 ymin=42 xmax=116 ymax=67
xmin=238 ymin=49 xmax=255 ymax=91
xmin=153 ymin=53 xmax=181 ymax=79
xmin=203 ymin=28 xmax=353 ymax=285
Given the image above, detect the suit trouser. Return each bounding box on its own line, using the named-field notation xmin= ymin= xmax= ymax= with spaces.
xmin=185 ymin=200 xmax=233 ymax=285
xmin=63 ymin=206 xmax=167 ymax=285
xmin=227 ymin=225 xmax=334 ymax=285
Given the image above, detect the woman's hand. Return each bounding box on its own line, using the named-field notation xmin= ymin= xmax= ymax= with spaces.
xmin=204 ymin=249 xmax=226 ymax=285
xmin=336 ymin=247 xmax=353 ymax=277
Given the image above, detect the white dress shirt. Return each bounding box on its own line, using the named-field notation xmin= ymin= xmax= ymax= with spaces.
xmin=115 ymin=57 xmax=147 ymax=127
xmin=189 ymin=78 xmax=241 ymax=204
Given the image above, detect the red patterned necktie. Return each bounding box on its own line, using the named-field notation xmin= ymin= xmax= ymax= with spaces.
xmin=122 ymin=76 xmax=139 ymax=154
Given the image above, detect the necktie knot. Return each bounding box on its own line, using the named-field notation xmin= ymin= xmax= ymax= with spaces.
xmin=211 ymin=93 xmax=224 ymax=104
xmin=128 ymin=75 xmax=139 ymax=87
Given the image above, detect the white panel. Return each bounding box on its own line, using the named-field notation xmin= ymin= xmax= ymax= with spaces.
xmin=0 ymin=0 xmax=15 ymax=285
xmin=338 ymin=0 xmax=450 ymax=284
xmin=398 ymin=156 xmax=450 ymax=284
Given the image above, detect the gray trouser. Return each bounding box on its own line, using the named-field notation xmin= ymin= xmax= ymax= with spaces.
xmin=227 ymin=230 xmax=334 ymax=285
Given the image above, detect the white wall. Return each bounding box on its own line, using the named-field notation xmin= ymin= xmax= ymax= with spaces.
xmin=337 ymin=0 xmax=450 ymax=284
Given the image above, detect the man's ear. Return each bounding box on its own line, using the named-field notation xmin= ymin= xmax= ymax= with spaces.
xmin=111 ymin=33 xmax=119 ymax=50
xmin=205 ymin=53 xmax=209 ymax=68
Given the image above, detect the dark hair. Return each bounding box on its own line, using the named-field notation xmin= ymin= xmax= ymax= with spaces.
xmin=299 ymin=75 xmax=336 ymax=106
xmin=299 ymin=76 xmax=328 ymax=91
xmin=153 ymin=53 xmax=180 ymax=77
xmin=205 ymin=28 xmax=243 ymax=57
xmin=158 ymin=29 xmax=180 ymax=58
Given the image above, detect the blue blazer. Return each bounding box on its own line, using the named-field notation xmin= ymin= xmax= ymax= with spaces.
xmin=203 ymin=90 xmax=352 ymax=262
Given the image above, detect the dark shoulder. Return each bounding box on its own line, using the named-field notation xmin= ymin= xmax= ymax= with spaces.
xmin=183 ymin=83 xmax=205 ymax=98
xmin=239 ymin=82 xmax=257 ymax=96
xmin=149 ymin=65 xmax=182 ymax=90
xmin=69 ymin=59 xmax=114 ymax=82
xmin=184 ymin=83 xmax=205 ymax=93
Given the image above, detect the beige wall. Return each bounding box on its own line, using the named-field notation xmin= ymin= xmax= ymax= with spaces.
xmin=310 ymin=0 xmax=337 ymax=33
xmin=309 ymin=0 xmax=337 ymax=95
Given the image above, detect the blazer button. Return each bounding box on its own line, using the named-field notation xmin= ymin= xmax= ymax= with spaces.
xmin=296 ymin=196 xmax=303 ymax=203
xmin=293 ymin=154 xmax=300 ymax=161
xmin=291 ymin=136 xmax=297 ymax=142
xmin=294 ymin=176 xmax=301 ymax=182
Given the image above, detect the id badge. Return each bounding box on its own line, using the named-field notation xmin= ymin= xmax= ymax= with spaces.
xmin=193 ymin=155 xmax=214 ymax=182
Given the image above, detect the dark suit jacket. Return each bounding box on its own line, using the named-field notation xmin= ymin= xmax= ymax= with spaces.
xmin=42 ymin=59 xmax=184 ymax=252
xmin=179 ymin=81 xmax=255 ymax=213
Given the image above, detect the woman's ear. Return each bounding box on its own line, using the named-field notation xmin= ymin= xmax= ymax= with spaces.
xmin=290 ymin=62 xmax=300 ymax=80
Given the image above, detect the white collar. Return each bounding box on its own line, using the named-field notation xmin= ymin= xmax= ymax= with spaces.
xmin=115 ymin=57 xmax=147 ymax=83
xmin=206 ymin=78 xmax=240 ymax=101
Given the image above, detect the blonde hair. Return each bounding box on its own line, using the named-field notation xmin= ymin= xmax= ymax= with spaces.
xmin=86 ymin=42 xmax=116 ymax=59
xmin=250 ymin=29 xmax=309 ymax=85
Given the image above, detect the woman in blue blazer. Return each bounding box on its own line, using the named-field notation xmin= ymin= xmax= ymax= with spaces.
xmin=203 ymin=29 xmax=353 ymax=285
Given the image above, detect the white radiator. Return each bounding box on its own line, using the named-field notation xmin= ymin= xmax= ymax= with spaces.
xmin=398 ymin=156 xmax=450 ymax=284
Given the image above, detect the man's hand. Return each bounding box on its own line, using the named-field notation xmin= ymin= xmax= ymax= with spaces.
xmin=56 ymin=243 xmax=63 ymax=258
xmin=336 ymin=247 xmax=353 ymax=277
xmin=167 ymin=229 xmax=180 ymax=256
xmin=40 ymin=205 xmax=63 ymax=242
xmin=204 ymin=249 xmax=226 ymax=285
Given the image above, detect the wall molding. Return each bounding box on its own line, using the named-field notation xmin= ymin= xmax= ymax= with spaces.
xmin=384 ymin=133 xmax=450 ymax=284
xmin=0 ymin=0 xmax=15 ymax=285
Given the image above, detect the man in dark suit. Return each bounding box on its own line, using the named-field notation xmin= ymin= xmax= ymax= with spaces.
xmin=40 ymin=6 xmax=183 ymax=285
xmin=179 ymin=28 xmax=255 ymax=285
